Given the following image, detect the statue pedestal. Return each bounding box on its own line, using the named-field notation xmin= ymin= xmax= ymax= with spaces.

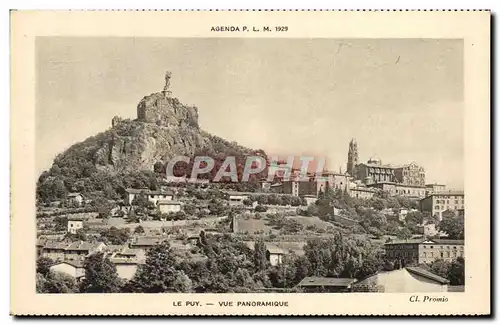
xmin=162 ymin=90 xmax=172 ymax=97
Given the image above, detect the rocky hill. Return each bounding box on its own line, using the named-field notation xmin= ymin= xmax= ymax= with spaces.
xmin=37 ymin=72 xmax=267 ymax=203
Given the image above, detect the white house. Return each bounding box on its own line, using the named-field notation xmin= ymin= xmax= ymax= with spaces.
xmin=67 ymin=193 xmax=84 ymax=206
xmin=125 ymin=188 xmax=174 ymax=206
xmin=49 ymin=260 xmax=85 ymax=280
xmin=303 ymin=195 xmax=318 ymax=206
xmin=67 ymin=216 xmax=84 ymax=234
xmin=352 ymin=267 xmax=449 ymax=293
xmin=266 ymin=245 xmax=286 ymax=266
xmin=157 ymin=200 xmax=182 ymax=214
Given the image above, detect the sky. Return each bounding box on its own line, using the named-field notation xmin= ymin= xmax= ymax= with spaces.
xmin=36 ymin=37 xmax=464 ymax=188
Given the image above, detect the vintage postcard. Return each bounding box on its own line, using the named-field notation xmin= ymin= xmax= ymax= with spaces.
xmin=10 ymin=10 xmax=490 ymax=316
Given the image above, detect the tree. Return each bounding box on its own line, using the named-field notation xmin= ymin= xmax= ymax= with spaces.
xmin=54 ymin=216 xmax=68 ymax=231
xmin=134 ymin=225 xmax=145 ymax=234
xmin=36 ymin=257 xmax=54 ymax=276
xmin=80 ymin=252 xmax=122 ymax=293
xmin=242 ymin=199 xmax=253 ymax=206
xmin=131 ymin=192 xmax=149 ymax=208
xmin=98 ymin=206 xmax=112 ymax=219
xmin=429 ymin=259 xmax=450 ymax=279
xmin=448 ymin=257 xmax=465 ymax=285
xmin=154 ymin=161 xmax=166 ymax=174
xmin=128 ymin=242 xmax=192 ymax=292
xmin=65 ymin=228 xmax=87 ymax=241
xmin=38 ymin=271 xmax=79 ymax=293
xmin=405 ymin=211 xmax=424 ymax=225
xmin=253 ymin=239 xmax=268 ymax=271
xmin=100 ymin=226 xmax=131 ymax=245
xmin=183 ymin=203 xmax=197 ymax=215
xmin=254 ymin=205 xmax=267 ymax=213
xmin=395 ymin=227 xmax=412 ymax=240
xmin=438 ymin=215 xmax=464 ymax=239
xmin=208 ymin=199 xmax=226 ymax=216
xmin=369 ymin=197 xmax=386 ymax=211
xmin=127 ymin=208 xmax=139 ymax=223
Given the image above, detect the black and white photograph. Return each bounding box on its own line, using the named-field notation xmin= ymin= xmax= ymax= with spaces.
xmin=34 ymin=37 xmax=465 ymax=294
xmin=9 ymin=10 xmax=490 ymax=316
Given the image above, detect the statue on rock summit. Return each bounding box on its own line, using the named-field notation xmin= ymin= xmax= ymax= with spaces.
xmin=163 ymin=71 xmax=172 ymax=97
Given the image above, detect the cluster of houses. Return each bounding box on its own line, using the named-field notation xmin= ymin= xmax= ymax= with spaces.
xmin=37 ymin=236 xmax=162 ymax=281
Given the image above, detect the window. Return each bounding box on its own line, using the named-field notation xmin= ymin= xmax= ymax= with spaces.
xmin=446 ymin=252 xmax=450 ymax=258
xmin=430 ymin=246 xmax=434 ymax=249
xmin=440 ymin=252 xmax=444 ymax=258
xmin=430 ymin=252 xmax=434 ymax=257
xmin=423 ymin=252 xmax=427 ymax=257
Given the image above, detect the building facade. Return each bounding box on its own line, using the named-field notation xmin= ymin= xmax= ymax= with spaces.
xmin=419 ymin=191 xmax=465 ymax=220
xmin=393 ymin=162 xmax=426 ymax=186
xmin=266 ymin=245 xmax=286 ymax=266
xmin=355 ymin=158 xmax=396 ymax=184
xmin=384 ymin=239 xmax=465 ymax=265
xmin=67 ymin=216 xmax=84 ymax=234
xmin=367 ymin=182 xmax=426 ymax=199
xmin=425 ymin=183 xmax=447 ymax=195
xmin=49 ymin=260 xmax=85 ymax=280
xmin=125 ymin=188 xmax=174 ymax=205
xmin=158 ymin=201 xmax=182 ymax=214
xmin=67 ymin=193 xmax=84 ymax=206
xmin=349 ymin=187 xmax=377 ymax=200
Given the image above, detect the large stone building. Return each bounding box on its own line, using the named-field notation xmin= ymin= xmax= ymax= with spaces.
xmin=419 ymin=190 xmax=465 ymax=220
xmin=355 ymin=158 xmax=397 ymax=184
xmin=384 ymin=238 xmax=464 ymax=265
xmin=367 ymin=182 xmax=426 ymax=199
xmin=278 ymin=172 xmax=349 ymax=197
xmin=425 ymin=183 xmax=447 ymax=195
xmin=347 ymin=140 xmax=426 ymax=197
xmin=393 ymin=162 xmax=426 ymax=186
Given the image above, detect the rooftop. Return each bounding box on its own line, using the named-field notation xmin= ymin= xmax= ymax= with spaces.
xmin=297 ymin=277 xmax=357 ymax=287
xmin=66 ymin=241 xmax=104 ymax=251
xmin=125 ymin=188 xmax=174 ymax=195
xmin=406 ymin=267 xmax=450 ymax=284
xmin=266 ymin=244 xmax=286 ymax=255
xmin=131 ymin=237 xmax=163 ymax=246
xmin=425 ymin=190 xmax=465 ymax=197
xmin=58 ymin=259 xmax=85 ymax=268
xmin=157 ymin=200 xmax=182 ymax=205
xmin=432 ymin=239 xmax=465 ymax=245
xmin=67 ymin=215 xmax=86 ymax=221
xmin=385 ymin=238 xmax=464 ymax=246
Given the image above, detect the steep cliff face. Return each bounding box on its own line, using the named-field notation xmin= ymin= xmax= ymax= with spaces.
xmin=91 ymin=115 xmax=208 ymax=173
xmin=51 ymin=72 xmax=257 ymax=174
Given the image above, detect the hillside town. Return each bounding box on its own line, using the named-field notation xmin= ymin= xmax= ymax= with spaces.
xmin=35 ymin=73 xmax=465 ymax=294
xmin=36 ymin=144 xmax=465 ymax=293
